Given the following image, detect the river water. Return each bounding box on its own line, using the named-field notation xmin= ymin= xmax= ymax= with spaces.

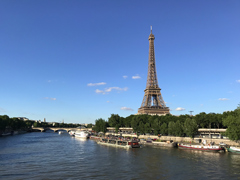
xmin=0 ymin=132 xmax=240 ymax=180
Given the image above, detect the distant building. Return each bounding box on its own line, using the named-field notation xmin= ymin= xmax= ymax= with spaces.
xmin=46 ymin=122 xmax=59 ymax=126
xmin=17 ymin=117 xmax=29 ymax=121
xmin=35 ymin=120 xmax=41 ymax=123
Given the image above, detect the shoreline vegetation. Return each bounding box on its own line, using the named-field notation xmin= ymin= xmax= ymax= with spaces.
xmin=1 ymin=105 xmax=240 ymax=142
xmin=93 ymin=105 xmax=240 ymax=142
xmin=0 ymin=116 xmax=93 ymax=136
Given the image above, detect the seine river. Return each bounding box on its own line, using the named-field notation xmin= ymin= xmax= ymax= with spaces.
xmin=0 ymin=132 xmax=240 ymax=180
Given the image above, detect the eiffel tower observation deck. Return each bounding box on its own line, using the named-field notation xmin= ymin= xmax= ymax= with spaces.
xmin=138 ymin=27 xmax=170 ymax=115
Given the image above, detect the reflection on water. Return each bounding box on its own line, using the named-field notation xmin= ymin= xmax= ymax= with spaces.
xmin=0 ymin=133 xmax=240 ymax=180
xmin=74 ymin=137 xmax=88 ymax=142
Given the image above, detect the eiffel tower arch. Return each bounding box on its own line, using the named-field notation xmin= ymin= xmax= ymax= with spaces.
xmin=138 ymin=27 xmax=170 ymax=115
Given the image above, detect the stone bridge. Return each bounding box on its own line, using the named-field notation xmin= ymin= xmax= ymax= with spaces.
xmin=31 ymin=127 xmax=92 ymax=132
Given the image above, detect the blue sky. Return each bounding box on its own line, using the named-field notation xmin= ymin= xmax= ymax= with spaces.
xmin=0 ymin=0 xmax=239 ymax=124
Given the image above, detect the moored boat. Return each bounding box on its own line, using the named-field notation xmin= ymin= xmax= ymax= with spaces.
xmin=69 ymin=130 xmax=76 ymax=136
xmin=227 ymin=146 xmax=240 ymax=153
xmin=97 ymin=138 xmax=140 ymax=149
xmin=178 ymin=143 xmax=224 ymax=152
xmin=141 ymin=139 xmax=177 ymax=147
xmin=58 ymin=131 xmax=67 ymax=135
xmin=75 ymin=131 xmax=89 ymax=139
xmin=152 ymin=141 xmax=177 ymax=147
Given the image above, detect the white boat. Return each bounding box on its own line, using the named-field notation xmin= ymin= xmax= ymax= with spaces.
xmin=74 ymin=131 xmax=89 ymax=139
xmin=69 ymin=130 xmax=76 ymax=136
xmin=227 ymin=146 xmax=240 ymax=153
xmin=58 ymin=131 xmax=67 ymax=135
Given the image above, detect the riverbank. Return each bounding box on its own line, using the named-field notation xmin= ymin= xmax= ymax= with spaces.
xmin=140 ymin=140 xmax=177 ymax=147
xmin=153 ymin=135 xmax=240 ymax=146
xmin=106 ymin=132 xmax=240 ymax=146
xmin=0 ymin=130 xmax=29 ymax=137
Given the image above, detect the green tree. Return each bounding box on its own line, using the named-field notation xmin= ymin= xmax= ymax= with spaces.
xmin=25 ymin=120 xmax=34 ymax=128
xmin=0 ymin=115 xmax=9 ymax=131
xmin=108 ymin=114 xmax=121 ymax=127
xmin=86 ymin=123 xmax=93 ymax=128
xmin=131 ymin=115 xmax=141 ymax=133
xmin=144 ymin=122 xmax=151 ymax=134
xmin=108 ymin=114 xmax=122 ymax=133
xmin=33 ymin=122 xmax=38 ymax=127
xmin=168 ymin=121 xmax=175 ymax=136
xmin=54 ymin=123 xmax=60 ymax=127
xmin=223 ymin=107 xmax=240 ymax=141
xmin=123 ymin=115 xmax=134 ymax=127
xmin=152 ymin=118 xmax=160 ymax=135
xmin=160 ymin=123 xmax=168 ymax=135
xmin=94 ymin=118 xmax=107 ymax=133
xmin=139 ymin=121 xmax=145 ymax=134
xmin=178 ymin=115 xmax=191 ymax=124
xmin=184 ymin=118 xmax=198 ymax=138
xmin=175 ymin=120 xmax=184 ymax=137
xmin=195 ymin=112 xmax=207 ymax=128
xmin=216 ymin=114 xmax=223 ymax=128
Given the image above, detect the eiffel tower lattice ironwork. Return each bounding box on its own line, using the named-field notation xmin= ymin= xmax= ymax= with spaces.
xmin=138 ymin=27 xmax=170 ymax=115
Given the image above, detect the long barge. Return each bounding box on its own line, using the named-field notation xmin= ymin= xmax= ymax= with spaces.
xmin=140 ymin=140 xmax=177 ymax=147
xmin=97 ymin=138 xmax=141 ymax=149
xmin=178 ymin=143 xmax=224 ymax=152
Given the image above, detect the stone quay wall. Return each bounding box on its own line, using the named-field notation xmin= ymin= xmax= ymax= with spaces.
xmin=105 ymin=133 xmax=240 ymax=146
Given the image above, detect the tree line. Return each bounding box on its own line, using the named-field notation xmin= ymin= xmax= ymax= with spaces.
xmin=1 ymin=105 xmax=239 ymax=141
xmin=0 ymin=115 xmax=93 ymax=133
xmin=32 ymin=122 xmax=89 ymax=128
xmin=93 ymin=105 xmax=240 ymax=141
xmin=0 ymin=115 xmax=34 ymax=132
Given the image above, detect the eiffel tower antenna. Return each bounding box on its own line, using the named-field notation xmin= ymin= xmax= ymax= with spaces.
xmin=138 ymin=27 xmax=170 ymax=115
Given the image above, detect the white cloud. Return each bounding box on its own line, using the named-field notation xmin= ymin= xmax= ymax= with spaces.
xmin=123 ymin=75 xmax=128 ymax=79
xmin=132 ymin=75 xmax=141 ymax=79
xmin=175 ymin=107 xmax=185 ymax=111
xmin=47 ymin=80 xmax=52 ymax=83
xmin=121 ymin=107 xmax=134 ymax=111
xmin=95 ymin=89 xmax=105 ymax=94
xmin=87 ymin=82 xmax=106 ymax=86
xmin=218 ymin=98 xmax=229 ymax=101
xmin=106 ymin=87 xmax=128 ymax=92
xmin=45 ymin=97 xmax=57 ymax=101
xmin=236 ymin=80 xmax=240 ymax=83
xmin=95 ymin=87 xmax=128 ymax=94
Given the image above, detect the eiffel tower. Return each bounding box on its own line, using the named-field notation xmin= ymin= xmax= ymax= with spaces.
xmin=138 ymin=27 xmax=170 ymax=115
